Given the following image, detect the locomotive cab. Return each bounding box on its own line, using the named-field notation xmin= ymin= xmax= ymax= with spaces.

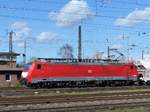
xmin=23 ymin=62 xmax=49 ymax=86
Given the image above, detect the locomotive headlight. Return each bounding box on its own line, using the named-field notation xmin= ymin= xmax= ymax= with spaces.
xmin=21 ymin=72 xmax=28 ymax=78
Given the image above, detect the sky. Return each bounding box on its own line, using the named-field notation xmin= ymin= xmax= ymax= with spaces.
xmin=0 ymin=0 xmax=150 ymax=62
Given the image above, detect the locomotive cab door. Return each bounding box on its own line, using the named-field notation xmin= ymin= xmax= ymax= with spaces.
xmin=36 ymin=63 xmax=48 ymax=78
xmin=127 ymin=65 xmax=134 ymax=77
xmin=128 ymin=65 xmax=136 ymax=80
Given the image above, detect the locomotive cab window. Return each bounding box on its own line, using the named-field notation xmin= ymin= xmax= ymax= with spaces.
xmin=130 ymin=65 xmax=134 ymax=70
xmin=37 ymin=64 xmax=42 ymax=70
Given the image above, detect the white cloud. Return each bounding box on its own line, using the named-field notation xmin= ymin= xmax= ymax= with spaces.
xmin=114 ymin=7 xmax=150 ymax=27
xmin=10 ymin=21 xmax=31 ymax=42
xmin=36 ymin=32 xmax=58 ymax=43
xmin=48 ymin=0 xmax=93 ymax=27
xmin=17 ymin=42 xmax=25 ymax=48
xmin=111 ymin=44 xmax=122 ymax=49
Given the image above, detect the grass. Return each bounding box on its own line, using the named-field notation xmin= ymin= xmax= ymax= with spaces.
xmin=14 ymin=81 xmax=22 ymax=87
xmin=37 ymin=88 xmax=150 ymax=97
xmin=31 ymin=87 xmax=150 ymax=97
xmin=96 ymin=107 xmax=147 ymax=112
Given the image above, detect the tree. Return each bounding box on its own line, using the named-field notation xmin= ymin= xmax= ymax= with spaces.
xmin=29 ymin=57 xmax=39 ymax=62
xmin=58 ymin=44 xmax=74 ymax=58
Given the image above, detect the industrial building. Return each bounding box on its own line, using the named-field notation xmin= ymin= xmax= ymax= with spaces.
xmin=0 ymin=52 xmax=23 ymax=87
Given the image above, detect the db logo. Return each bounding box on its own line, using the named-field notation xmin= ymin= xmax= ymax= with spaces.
xmin=88 ymin=70 xmax=93 ymax=73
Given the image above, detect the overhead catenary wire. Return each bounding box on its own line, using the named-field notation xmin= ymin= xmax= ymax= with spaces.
xmin=0 ymin=0 xmax=147 ymax=15
xmin=0 ymin=1 xmax=148 ymax=41
xmin=0 ymin=4 xmax=149 ymax=36
xmin=0 ymin=13 xmax=150 ymax=34
xmin=0 ymin=1 xmax=147 ymax=13
xmin=0 ymin=0 xmax=149 ymax=60
xmin=0 ymin=0 xmax=149 ymax=30
xmin=17 ymin=0 xmax=150 ymax=8
xmin=0 ymin=3 xmax=150 ymax=25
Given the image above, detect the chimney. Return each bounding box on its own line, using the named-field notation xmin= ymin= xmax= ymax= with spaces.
xmin=78 ymin=25 xmax=82 ymax=62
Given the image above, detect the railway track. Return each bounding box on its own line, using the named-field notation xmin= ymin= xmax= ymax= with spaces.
xmin=1 ymin=98 xmax=150 ymax=112
xmin=1 ymin=86 xmax=150 ymax=97
xmin=1 ymin=92 xmax=150 ymax=105
xmin=2 ymin=102 xmax=150 ymax=112
xmin=1 ymin=86 xmax=150 ymax=111
xmin=1 ymin=90 xmax=150 ymax=111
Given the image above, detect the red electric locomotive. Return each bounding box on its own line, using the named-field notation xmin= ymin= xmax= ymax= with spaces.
xmin=21 ymin=58 xmax=138 ymax=87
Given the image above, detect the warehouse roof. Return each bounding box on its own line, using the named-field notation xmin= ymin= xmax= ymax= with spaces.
xmin=0 ymin=67 xmax=23 ymax=71
xmin=0 ymin=52 xmax=20 ymax=56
